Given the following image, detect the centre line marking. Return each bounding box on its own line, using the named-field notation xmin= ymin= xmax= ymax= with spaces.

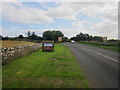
xmin=95 ymin=52 xmax=118 ymax=63
xmin=70 ymin=43 xmax=118 ymax=63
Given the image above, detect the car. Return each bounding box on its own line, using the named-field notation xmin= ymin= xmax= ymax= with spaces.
xmin=71 ymin=40 xmax=75 ymax=44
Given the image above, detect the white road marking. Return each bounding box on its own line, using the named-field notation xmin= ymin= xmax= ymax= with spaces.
xmin=77 ymin=45 xmax=118 ymax=63
xmin=94 ymin=52 xmax=118 ymax=63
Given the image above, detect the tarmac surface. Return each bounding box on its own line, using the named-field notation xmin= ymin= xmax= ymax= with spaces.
xmin=65 ymin=43 xmax=118 ymax=88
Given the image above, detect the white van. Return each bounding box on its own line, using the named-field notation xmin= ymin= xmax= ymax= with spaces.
xmin=71 ymin=40 xmax=75 ymax=44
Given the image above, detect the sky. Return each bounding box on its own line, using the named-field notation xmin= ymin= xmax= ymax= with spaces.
xmin=0 ymin=0 xmax=119 ymax=39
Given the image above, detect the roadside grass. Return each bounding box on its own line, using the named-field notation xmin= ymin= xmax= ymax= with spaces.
xmin=54 ymin=42 xmax=64 ymax=44
xmin=2 ymin=44 xmax=89 ymax=88
xmin=78 ymin=42 xmax=119 ymax=52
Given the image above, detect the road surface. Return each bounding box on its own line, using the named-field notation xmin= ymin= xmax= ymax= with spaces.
xmin=65 ymin=43 xmax=118 ymax=88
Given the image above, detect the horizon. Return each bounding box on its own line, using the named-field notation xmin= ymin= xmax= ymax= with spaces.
xmin=0 ymin=31 xmax=119 ymax=40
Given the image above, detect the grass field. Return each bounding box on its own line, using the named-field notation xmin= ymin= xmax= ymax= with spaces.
xmin=2 ymin=44 xmax=89 ymax=88
xmin=1 ymin=41 xmax=34 ymax=48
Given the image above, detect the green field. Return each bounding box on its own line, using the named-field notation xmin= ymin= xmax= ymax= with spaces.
xmin=2 ymin=44 xmax=89 ymax=88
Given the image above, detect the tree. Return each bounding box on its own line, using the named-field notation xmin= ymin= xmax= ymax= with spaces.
xmin=51 ymin=31 xmax=56 ymax=41
xmin=4 ymin=36 xmax=9 ymax=40
xmin=18 ymin=35 xmax=24 ymax=39
xmin=88 ymin=35 xmax=93 ymax=41
xmin=32 ymin=32 xmax=35 ymax=36
xmin=27 ymin=31 xmax=31 ymax=37
xmin=0 ymin=35 xmax=3 ymax=40
xmin=29 ymin=32 xmax=37 ymax=40
xmin=36 ymin=36 xmax=44 ymax=40
xmin=51 ymin=30 xmax=64 ymax=41
xmin=42 ymin=30 xmax=64 ymax=41
xmin=43 ymin=31 xmax=52 ymax=40
xmin=71 ymin=32 xmax=103 ymax=42
xmin=63 ymin=37 xmax=68 ymax=42
xmin=93 ymin=36 xmax=103 ymax=42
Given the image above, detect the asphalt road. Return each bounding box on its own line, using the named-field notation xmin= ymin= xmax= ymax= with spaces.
xmin=65 ymin=43 xmax=118 ymax=88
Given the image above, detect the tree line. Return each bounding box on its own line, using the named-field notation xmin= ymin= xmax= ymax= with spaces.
xmin=0 ymin=30 xmax=69 ymax=42
xmin=71 ymin=32 xmax=103 ymax=42
xmin=0 ymin=30 xmax=118 ymax=42
xmin=0 ymin=31 xmax=43 ymax=41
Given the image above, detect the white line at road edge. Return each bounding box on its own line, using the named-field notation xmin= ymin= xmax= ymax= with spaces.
xmin=76 ymin=44 xmax=118 ymax=63
xmin=95 ymin=52 xmax=118 ymax=63
xmin=68 ymin=43 xmax=118 ymax=63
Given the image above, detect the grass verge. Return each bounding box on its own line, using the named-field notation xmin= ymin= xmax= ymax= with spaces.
xmin=78 ymin=42 xmax=119 ymax=52
xmin=2 ymin=44 xmax=89 ymax=88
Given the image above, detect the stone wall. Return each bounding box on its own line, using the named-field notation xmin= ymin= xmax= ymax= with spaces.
xmin=1 ymin=43 xmax=42 ymax=65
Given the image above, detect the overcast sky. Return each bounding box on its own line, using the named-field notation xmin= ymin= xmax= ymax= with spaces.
xmin=0 ymin=0 xmax=118 ymax=39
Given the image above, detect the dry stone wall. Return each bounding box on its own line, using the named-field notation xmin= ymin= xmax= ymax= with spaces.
xmin=1 ymin=43 xmax=42 ymax=65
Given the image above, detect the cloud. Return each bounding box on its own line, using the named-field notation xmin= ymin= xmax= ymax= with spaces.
xmin=62 ymin=28 xmax=80 ymax=38
xmin=59 ymin=0 xmax=119 ymax=2
xmin=0 ymin=27 xmax=2 ymax=35
xmin=2 ymin=2 xmax=117 ymax=23
xmin=72 ymin=20 xmax=91 ymax=29
xmin=1 ymin=2 xmax=118 ymax=39
xmin=2 ymin=0 xmax=119 ymax=2
xmin=21 ymin=29 xmax=50 ymax=36
xmin=2 ymin=2 xmax=54 ymax=24
xmin=2 ymin=28 xmax=48 ymax=37
xmin=2 ymin=28 xmax=20 ymax=37
xmin=72 ymin=19 xmax=118 ymax=39
xmin=91 ymin=19 xmax=118 ymax=39
xmin=46 ymin=2 xmax=118 ymax=23
xmin=46 ymin=3 xmax=78 ymax=20
xmin=0 ymin=3 xmax=2 ymax=13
